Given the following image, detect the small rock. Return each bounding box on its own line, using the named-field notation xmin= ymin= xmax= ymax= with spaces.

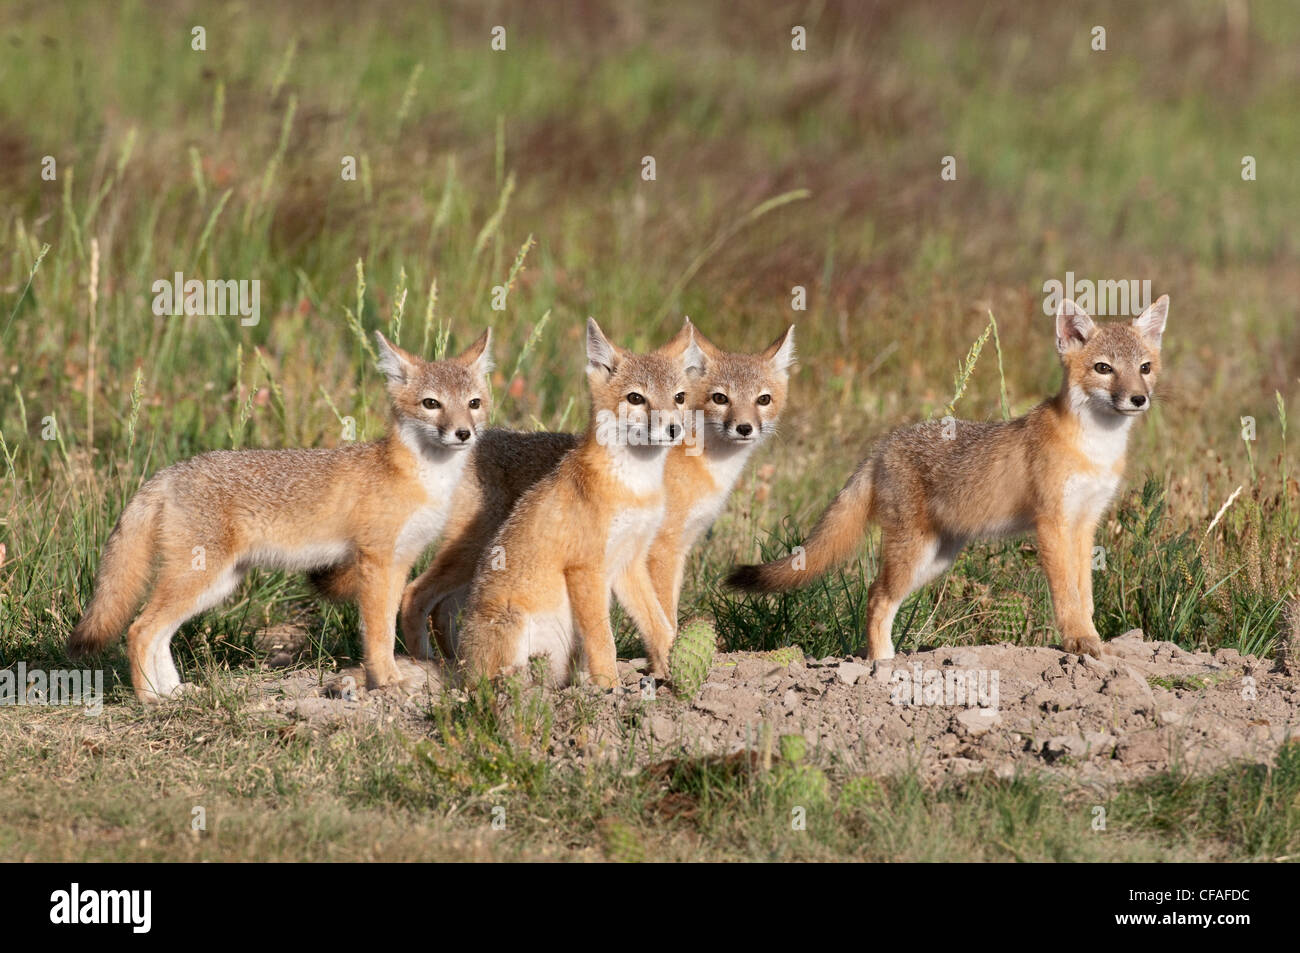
xmin=1116 ymin=730 xmax=1166 ymax=765
xmin=1043 ymin=735 xmax=1089 ymax=760
xmin=955 ymin=707 xmax=1001 ymax=736
xmin=836 ymin=661 xmax=869 ymax=685
xmin=1079 ymin=654 xmax=1114 ymax=677
xmin=1084 ymin=731 xmax=1117 ymax=755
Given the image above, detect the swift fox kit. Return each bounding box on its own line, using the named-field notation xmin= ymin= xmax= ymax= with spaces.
xmin=729 ymin=296 xmax=1169 ymax=661
xmin=68 ymin=330 xmax=493 ymax=702
xmin=457 ymin=319 xmax=703 ymax=686
xmin=647 ymin=321 xmax=795 ymax=625
xmin=398 ymin=321 xmax=794 ymax=662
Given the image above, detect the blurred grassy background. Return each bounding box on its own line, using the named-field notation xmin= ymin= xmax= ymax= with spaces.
xmin=1 ymin=0 xmax=1297 ymax=685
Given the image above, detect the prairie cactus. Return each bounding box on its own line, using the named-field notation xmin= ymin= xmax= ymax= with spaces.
xmin=669 ymin=617 xmax=717 ymax=700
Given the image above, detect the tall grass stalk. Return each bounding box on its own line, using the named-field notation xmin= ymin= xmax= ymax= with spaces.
xmin=653 ymin=189 xmax=811 ymax=325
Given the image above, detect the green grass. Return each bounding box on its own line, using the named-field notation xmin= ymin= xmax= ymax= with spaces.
xmin=1 ymin=0 xmax=1298 ymax=860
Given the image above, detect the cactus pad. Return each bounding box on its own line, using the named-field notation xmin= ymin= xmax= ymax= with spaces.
xmin=669 ymin=617 xmax=718 ymax=700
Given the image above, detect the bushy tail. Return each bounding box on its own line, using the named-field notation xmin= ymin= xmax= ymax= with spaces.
xmin=727 ymin=461 xmax=874 ymax=593
xmin=67 ymin=485 xmax=162 ymax=657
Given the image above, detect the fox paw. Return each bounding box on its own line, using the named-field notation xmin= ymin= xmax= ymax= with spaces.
xmin=1062 ymin=635 xmax=1103 ymax=659
xmin=364 ymin=667 xmax=402 ymax=692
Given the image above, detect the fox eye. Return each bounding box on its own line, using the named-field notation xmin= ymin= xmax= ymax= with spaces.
xmin=626 ymin=392 xmax=645 ymax=405
xmin=674 ymin=392 xmax=686 ymax=405
xmin=468 ymin=398 xmax=482 ymax=410
xmin=756 ymin=394 xmax=772 ymax=406
xmin=712 ymin=393 xmax=729 ymax=405
xmin=422 ymin=398 xmax=441 ymax=410
xmin=1140 ymin=362 xmax=1151 ymax=375
xmin=1093 ymin=363 xmax=1113 ymax=375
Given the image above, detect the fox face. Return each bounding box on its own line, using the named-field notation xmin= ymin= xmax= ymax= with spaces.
xmin=587 ymin=318 xmax=704 ymax=449
xmin=376 ymin=330 xmax=493 ymax=449
xmin=1056 ymin=296 xmax=1168 ymax=418
xmin=690 ymin=324 xmax=795 ymax=443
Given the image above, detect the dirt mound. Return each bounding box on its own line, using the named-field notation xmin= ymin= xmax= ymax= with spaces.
xmin=247 ymin=630 xmax=1300 ymax=785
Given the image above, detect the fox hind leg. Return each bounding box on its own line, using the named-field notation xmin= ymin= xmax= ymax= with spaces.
xmin=127 ymin=562 xmax=241 ymax=703
xmin=858 ymin=532 xmax=961 ymax=661
xmin=429 ymin=585 xmax=470 ymax=661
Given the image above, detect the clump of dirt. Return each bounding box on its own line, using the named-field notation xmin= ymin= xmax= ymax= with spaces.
xmin=246 ymin=630 xmax=1300 ymax=786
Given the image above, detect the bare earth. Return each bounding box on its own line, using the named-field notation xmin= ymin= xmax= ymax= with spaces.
xmin=252 ymin=630 xmax=1299 ymax=786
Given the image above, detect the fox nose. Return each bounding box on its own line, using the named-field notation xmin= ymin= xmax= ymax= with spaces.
xmin=666 ymin=423 xmax=681 ymax=440
xmin=1130 ymin=395 xmax=1146 ymax=407
xmin=455 ymin=428 xmax=472 ymax=441
xmin=735 ymin=423 xmax=753 ymax=437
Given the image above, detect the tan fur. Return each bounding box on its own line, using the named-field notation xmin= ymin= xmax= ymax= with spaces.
xmin=456 ymin=319 xmax=702 ymax=686
xmin=68 ymin=330 xmax=494 ymax=703
xmin=398 ymin=428 xmax=578 ymax=659
xmin=399 ymin=321 xmax=794 ymax=664
xmin=729 ymin=296 xmax=1169 ymax=661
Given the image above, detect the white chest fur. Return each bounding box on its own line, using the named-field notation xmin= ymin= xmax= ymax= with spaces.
xmin=605 ymin=442 xmax=668 ymax=497
xmin=605 ymin=504 xmax=665 ymax=578
xmin=394 ymin=424 xmax=472 ymax=560
xmin=1062 ymin=471 xmax=1121 ymax=525
xmin=682 ymin=437 xmax=759 ymax=545
xmin=1063 ymin=388 xmax=1132 ymax=524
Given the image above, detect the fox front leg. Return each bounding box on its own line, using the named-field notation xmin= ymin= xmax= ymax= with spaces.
xmin=613 ymin=556 xmax=675 ymax=679
xmin=1036 ymin=518 xmax=1102 ymax=659
xmin=356 ymin=555 xmax=404 ymax=689
xmin=565 ymin=566 xmax=619 ymax=689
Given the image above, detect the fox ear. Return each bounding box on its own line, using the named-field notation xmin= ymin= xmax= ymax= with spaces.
xmin=683 ymin=330 xmax=707 ymax=379
xmin=586 ymin=317 xmax=620 ymax=378
xmin=460 ymin=328 xmax=494 ymax=376
xmin=375 ymin=331 xmax=415 ymax=384
xmin=1055 ymin=300 xmax=1095 ymax=353
xmin=1132 ymin=295 xmax=1169 ymax=350
xmin=686 ymin=317 xmax=723 ymax=360
xmin=659 ymin=317 xmax=695 ymax=356
xmin=763 ymin=325 xmax=797 ymax=373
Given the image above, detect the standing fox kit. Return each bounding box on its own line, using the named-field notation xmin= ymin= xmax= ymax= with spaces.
xmin=458 ymin=319 xmax=703 ymax=686
xmin=730 ymin=296 xmax=1170 ymax=661
xmin=68 ymin=331 xmax=493 ymax=702
xmin=648 ymin=320 xmax=795 ymax=626
xmin=399 ymin=320 xmax=795 ymax=663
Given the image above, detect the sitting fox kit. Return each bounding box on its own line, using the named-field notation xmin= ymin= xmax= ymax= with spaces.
xmin=398 ymin=318 xmax=795 ymax=667
xmin=457 ymin=319 xmax=704 ymax=686
xmin=68 ymin=330 xmax=493 ymax=702
xmin=730 ymin=295 xmax=1169 ymax=661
